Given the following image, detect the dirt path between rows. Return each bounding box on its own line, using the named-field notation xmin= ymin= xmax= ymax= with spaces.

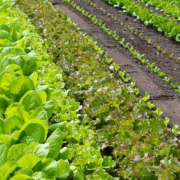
xmin=51 ymin=0 xmax=180 ymax=126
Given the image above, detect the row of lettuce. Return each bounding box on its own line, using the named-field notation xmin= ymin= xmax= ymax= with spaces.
xmin=79 ymin=0 xmax=179 ymax=63
xmin=66 ymin=0 xmax=180 ymax=93
xmin=167 ymin=0 xmax=180 ymax=7
xmin=17 ymin=0 xmax=180 ymax=179
xmin=136 ymin=0 xmax=180 ymax=20
xmin=0 ymin=0 xmax=117 ymax=179
xmin=105 ymin=0 xmax=180 ymax=42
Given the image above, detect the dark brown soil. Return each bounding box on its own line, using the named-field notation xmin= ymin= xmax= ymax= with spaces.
xmin=50 ymin=0 xmax=180 ymax=125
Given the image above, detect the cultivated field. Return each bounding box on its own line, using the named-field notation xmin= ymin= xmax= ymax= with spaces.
xmin=0 ymin=0 xmax=179 ymax=179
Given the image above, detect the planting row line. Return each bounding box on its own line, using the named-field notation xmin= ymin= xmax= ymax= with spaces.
xmin=83 ymin=0 xmax=180 ymax=63
xmin=104 ymin=0 xmax=180 ymax=42
xmin=82 ymin=0 xmax=180 ymax=63
xmin=0 ymin=0 xmax=116 ymax=179
xmin=17 ymin=0 xmax=180 ymax=179
xmin=69 ymin=0 xmax=180 ymax=93
xmin=134 ymin=0 xmax=180 ymax=21
xmin=168 ymin=0 xmax=180 ymax=8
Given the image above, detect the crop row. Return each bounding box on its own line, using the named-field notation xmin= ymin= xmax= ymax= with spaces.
xmin=0 ymin=0 xmax=117 ymax=179
xmin=17 ymin=0 xmax=180 ymax=179
xmin=168 ymin=0 xmax=180 ymax=8
xmin=135 ymin=0 xmax=180 ymax=21
xmin=69 ymin=0 xmax=180 ymax=93
xmin=148 ymin=0 xmax=180 ymax=11
xmin=83 ymin=0 xmax=179 ymax=63
xmin=79 ymin=0 xmax=180 ymax=94
xmin=105 ymin=0 xmax=180 ymax=42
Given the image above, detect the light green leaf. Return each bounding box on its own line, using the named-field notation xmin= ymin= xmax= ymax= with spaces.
xmin=10 ymin=174 xmax=33 ymax=180
xmin=5 ymin=64 xmax=23 ymax=76
xmin=5 ymin=103 xmax=29 ymax=121
xmin=142 ymin=92 xmax=150 ymax=102
xmin=18 ymin=153 xmax=41 ymax=169
xmin=0 ymin=30 xmax=11 ymax=40
xmin=14 ymin=168 xmax=33 ymax=177
xmin=10 ymin=76 xmax=34 ymax=100
xmin=33 ymin=143 xmax=49 ymax=158
xmin=1 ymin=55 xmax=24 ymax=70
xmin=30 ymin=107 xmax=48 ymax=125
xmin=46 ymin=127 xmax=64 ymax=159
xmin=38 ymin=91 xmax=47 ymax=103
xmin=14 ymin=119 xmax=48 ymax=144
xmin=20 ymin=90 xmax=43 ymax=112
xmin=32 ymin=172 xmax=55 ymax=180
xmin=0 ymin=161 xmax=17 ymax=180
xmin=37 ymin=85 xmax=51 ymax=101
xmin=175 ymin=34 xmax=180 ymax=42
xmin=29 ymin=71 xmax=38 ymax=88
xmin=86 ymin=169 xmax=115 ymax=180
xmin=13 ymin=38 xmax=27 ymax=51
xmin=23 ymin=56 xmax=37 ymax=76
xmin=172 ymin=125 xmax=179 ymax=135
xmin=43 ymin=100 xmax=55 ymax=119
xmin=0 ymin=39 xmax=13 ymax=47
xmin=0 ymin=119 xmax=4 ymax=133
xmin=10 ymin=24 xmax=21 ymax=42
xmin=57 ymin=160 xmax=70 ymax=179
xmin=57 ymin=147 xmax=69 ymax=160
xmin=42 ymin=158 xmax=57 ymax=179
xmin=0 ymin=46 xmax=25 ymax=56
xmin=0 ymin=95 xmax=10 ymax=113
xmin=103 ymin=156 xmax=116 ymax=169
xmin=7 ymin=144 xmax=28 ymax=161
xmin=0 ymin=72 xmax=15 ymax=93
xmin=0 ymin=134 xmax=11 ymax=144
xmin=4 ymin=115 xmax=24 ymax=134
xmin=0 ymin=144 xmax=9 ymax=166
xmin=71 ymin=166 xmax=84 ymax=180
xmin=48 ymin=122 xmax=66 ymax=135
xmin=0 ymin=24 xmax=10 ymax=32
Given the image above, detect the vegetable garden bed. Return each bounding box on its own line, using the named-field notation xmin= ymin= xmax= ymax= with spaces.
xmin=15 ymin=0 xmax=180 ymax=179
xmin=0 ymin=0 xmax=180 ymax=179
xmin=0 ymin=0 xmax=117 ymax=179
